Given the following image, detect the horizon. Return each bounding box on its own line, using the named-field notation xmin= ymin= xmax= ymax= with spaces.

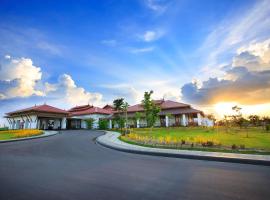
xmin=1 ymin=0 xmax=270 ymax=126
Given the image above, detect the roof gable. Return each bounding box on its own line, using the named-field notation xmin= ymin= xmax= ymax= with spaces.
xmin=6 ymin=104 xmax=69 ymax=115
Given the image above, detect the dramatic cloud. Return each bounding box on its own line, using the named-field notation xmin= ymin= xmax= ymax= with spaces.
xmin=182 ymin=39 xmax=270 ymax=105
xmin=0 ymin=56 xmax=43 ymax=99
xmin=0 ymin=56 xmax=103 ymax=107
xmin=198 ymin=0 xmax=270 ymax=77
xmin=44 ymin=74 xmax=103 ymax=106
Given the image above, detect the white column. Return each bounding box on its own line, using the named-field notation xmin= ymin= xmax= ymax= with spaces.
xmin=182 ymin=114 xmax=187 ymax=126
xmin=109 ymin=119 xmax=112 ymax=129
xmin=61 ymin=117 xmax=67 ymax=129
xmin=165 ymin=116 xmax=169 ymax=127
xmin=197 ymin=113 xmax=202 ymax=126
xmin=136 ymin=119 xmax=140 ymax=128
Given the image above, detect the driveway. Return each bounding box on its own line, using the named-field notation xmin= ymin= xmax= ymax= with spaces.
xmin=0 ymin=130 xmax=269 ymax=200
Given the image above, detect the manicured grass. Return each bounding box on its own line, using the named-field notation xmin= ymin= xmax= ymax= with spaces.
xmin=120 ymin=127 xmax=270 ymax=153
xmin=0 ymin=129 xmax=43 ymax=141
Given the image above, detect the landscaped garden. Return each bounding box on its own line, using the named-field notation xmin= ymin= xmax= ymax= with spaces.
xmin=0 ymin=129 xmax=43 ymax=141
xmin=119 ymin=127 xmax=270 ymax=154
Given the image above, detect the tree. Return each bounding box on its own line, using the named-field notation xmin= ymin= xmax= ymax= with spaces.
xmin=261 ymin=116 xmax=270 ymax=131
xmin=113 ymin=98 xmax=128 ymax=133
xmin=85 ymin=118 xmax=95 ymax=129
xmin=231 ymin=105 xmax=244 ymax=128
xmin=98 ymin=119 xmax=109 ymax=130
xmin=141 ymin=90 xmax=160 ymax=132
xmin=134 ymin=112 xmax=142 ymax=128
xmin=123 ymin=102 xmax=129 ymax=133
xmin=113 ymin=98 xmax=124 ymax=111
xmin=248 ymin=115 xmax=260 ymax=126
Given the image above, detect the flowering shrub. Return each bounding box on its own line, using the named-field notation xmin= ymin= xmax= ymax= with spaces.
xmin=0 ymin=129 xmax=43 ymax=138
xmin=122 ymin=132 xmax=220 ymax=147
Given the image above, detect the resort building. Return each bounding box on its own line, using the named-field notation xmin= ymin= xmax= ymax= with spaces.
xmin=4 ymin=100 xmax=213 ymax=130
xmin=67 ymin=105 xmax=112 ymax=129
xmin=112 ymin=100 xmax=213 ymax=128
xmin=5 ymin=104 xmax=69 ymax=130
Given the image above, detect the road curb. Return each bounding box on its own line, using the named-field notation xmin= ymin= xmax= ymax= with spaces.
xmin=96 ymin=131 xmax=270 ymax=166
xmin=0 ymin=131 xmax=58 ymax=143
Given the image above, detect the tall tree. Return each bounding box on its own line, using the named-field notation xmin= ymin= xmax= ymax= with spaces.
xmin=113 ymin=98 xmax=125 ymax=132
xmin=123 ymin=102 xmax=129 ymax=133
xmin=113 ymin=98 xmax=124 ymax=112
xmin=141 ymin=90 xmax=160 ymax=132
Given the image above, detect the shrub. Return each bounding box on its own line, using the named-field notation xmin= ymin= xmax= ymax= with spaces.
xmin=7 ymin=129 xmax=43 ymax=138
xmin=266 ymin=125 xmax=270 ymax=132
xmin=239 ymin=144 xmax=245 ymax=149
xmin=98 ymin=119 xmax=109 ymax=130
xmin=231 ymin=144 xmax=237 ymax=150
xmin=0 ymin=127 xmax=9 ymax=131
xmin=202 ymin=141 xmax=214 ymax=147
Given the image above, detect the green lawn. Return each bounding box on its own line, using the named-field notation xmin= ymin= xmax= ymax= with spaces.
xmin=120 ymin=127 xmax=270 ymax=153
xmin=0 ymin=133 xmax=14 ymax=140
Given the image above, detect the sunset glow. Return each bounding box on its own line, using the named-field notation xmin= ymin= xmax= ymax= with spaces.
xmin=0 ymin=0 xmax=270 ymax=125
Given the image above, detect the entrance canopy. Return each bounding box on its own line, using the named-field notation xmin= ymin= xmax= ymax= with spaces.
xmin=5 ymin=104 xmax=69 ymax=130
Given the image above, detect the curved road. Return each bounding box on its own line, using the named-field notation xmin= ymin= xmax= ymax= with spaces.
xmin=0 ymin=130 xmax=270 ymax=200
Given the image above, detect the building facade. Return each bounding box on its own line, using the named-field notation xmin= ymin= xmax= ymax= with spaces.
xmin=5 ymin=104 xmax=69 ymax=130
xmin=4 ymin=100 xmax=213 ymax=130
xmin=110 ymin=100 xmax=213 ymax=128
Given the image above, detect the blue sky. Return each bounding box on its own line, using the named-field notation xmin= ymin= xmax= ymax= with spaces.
xmin=1 ymin=0 xmax=270 ymax=125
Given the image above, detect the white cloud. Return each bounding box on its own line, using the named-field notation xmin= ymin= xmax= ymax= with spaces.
xmin=141 ymin=30 xmax=164 ymax=42
xmin=45 ymin=74 xmax=103 ymax=106
xmin=4 ymin=55 xmax=10 ymax=59
xmin=197 ymin=0 xmax=270 ymax=78
xmin=182 ymin=38 xmax=270 ymax=106
xmin=0 ymin=57 xmax=43 ymax=99
xmin=143 ymin=31 xmax=157 ymax=42
xmin=0 ymin=55 xmax=104 ymax=107
xmin=130 ymin=46 xmax=155 ymax=53
xmin=145 ymin=0 xmax=168 ymax=13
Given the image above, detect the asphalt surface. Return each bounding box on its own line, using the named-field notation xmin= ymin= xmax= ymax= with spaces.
xmin=0 ymin=130 xmax=270 ymax=200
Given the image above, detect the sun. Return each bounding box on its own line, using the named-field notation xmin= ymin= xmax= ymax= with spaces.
xmin=214 ymin=102 xmax=239 ymax=118
xmin=213 ymin=102 xmax=270 ymax=119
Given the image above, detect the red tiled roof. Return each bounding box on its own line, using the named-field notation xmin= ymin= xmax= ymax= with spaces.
xmin=126 ymin=100 xmax=190 ymax=113
xmin=6 ymin=104 xmax=69 ymax=115
xmin=69 ymin=104 xmax=112 ymax=116
xmin=103 ymin=104 xmax=114 ymax=111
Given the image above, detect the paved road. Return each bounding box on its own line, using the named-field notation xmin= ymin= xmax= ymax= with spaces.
xmin=0 ymin=130 xmax=270 ymax=200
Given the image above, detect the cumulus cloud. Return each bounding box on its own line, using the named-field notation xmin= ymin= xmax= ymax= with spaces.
xmin=0 ymin=55 xmax=104 ymax=107
xmin=0 ymin=57 xmax=43 ymax=99
xmin=44 ymin=74 xmax=103 ymax=106
xmin=181 ymin=39 xmax=270 ymax=105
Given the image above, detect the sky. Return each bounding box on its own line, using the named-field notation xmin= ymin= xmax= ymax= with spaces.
xmin=0 ymin=0 xmax=270 ymax=125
